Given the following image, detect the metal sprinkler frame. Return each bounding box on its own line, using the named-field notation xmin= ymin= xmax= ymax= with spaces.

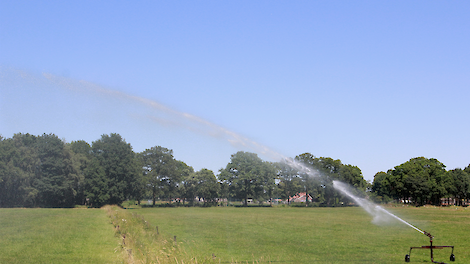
xmin=405 ymin=231 xmax=455 ymax=263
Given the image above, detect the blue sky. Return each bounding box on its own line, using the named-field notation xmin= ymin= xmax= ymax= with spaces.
xmin=1 ymin=1 xmax=469 ymax=181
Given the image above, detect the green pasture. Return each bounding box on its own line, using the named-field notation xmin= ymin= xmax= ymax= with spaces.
xmin=0 ymin=208 xmax=121 ymax=264
xmin=134 ymin=206 xmax=470 ymax=263
xmin=1 ymin=206 xmax=469 ymax=263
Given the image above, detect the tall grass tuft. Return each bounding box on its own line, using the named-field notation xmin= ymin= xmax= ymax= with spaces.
xmin=104 ymin=205 xmax=219 ymax=264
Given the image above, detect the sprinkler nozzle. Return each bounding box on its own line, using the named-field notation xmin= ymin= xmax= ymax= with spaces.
xmin=423 ymin=231 xmax=433 ymax=239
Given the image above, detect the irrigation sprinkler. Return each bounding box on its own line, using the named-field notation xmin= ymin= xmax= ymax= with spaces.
xmin=330 ymin=180 xmax=456 ymax=263
xmin=405 ymin=231 xmax=455 ymax=263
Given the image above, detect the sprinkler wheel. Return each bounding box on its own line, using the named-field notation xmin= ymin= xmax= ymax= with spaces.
xmin=405 ymin=254 xmax=410 ymax=262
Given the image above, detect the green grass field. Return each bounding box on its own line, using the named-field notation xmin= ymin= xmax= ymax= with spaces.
xmin=0 ymin=208 xmax=121 ymax=264
xmin=1 ymin=205 xmax=469 ymax=263
xmin=134 ymin=206 xmax=470 ymax=263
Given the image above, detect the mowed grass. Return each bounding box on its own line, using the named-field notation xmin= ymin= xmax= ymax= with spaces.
xmin=0 ymin=208 xmax=121 ymax=264
xmin=134 ymin=206 xmax=470 ymax=263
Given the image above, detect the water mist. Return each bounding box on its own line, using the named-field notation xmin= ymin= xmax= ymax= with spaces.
xmin=332 ymin=180 xmax=426 ymax=233
xmin=281 ymin=158 xmax=427 ymax=233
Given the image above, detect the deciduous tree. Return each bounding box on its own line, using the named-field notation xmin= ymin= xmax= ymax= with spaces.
xmin=220 ymin=151 xmax=275 ymax=206
xmin=87 ymin=133 xmax=138 ymax=206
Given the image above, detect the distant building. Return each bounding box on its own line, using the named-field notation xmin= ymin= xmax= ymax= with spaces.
xmin=289 ymin=192 xmax=313 ymax=203
xmin=440 ymin=198 xmax=468 ymax=206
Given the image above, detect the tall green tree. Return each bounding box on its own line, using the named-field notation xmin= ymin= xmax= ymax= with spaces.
xmin=447 ymin=168 xmax=470 ymax=205
xmin=192 ymin=168 xmax=219 ymax=204
xmin=0 ymin=134 xmax=39 ymax=207
xmin=219 ymin=151 xmax=275 ymax=206
xmin=138 ymin=146 xmax=171 ymax=205
xmin=371 ymin=171 xmax=393 ymax=203
xmin=83 ymin=155 xmax=109 ymax=206
xmin=166 ymin=160 xmax=193 ymax=203
xmin=86 ymin=133 xmax=138 ymax=206
xmin=31 ymin=134 xmax=82 ymax=207
xmin=138 ymin=146 xmax=188 ymax=204
xmin=385 ymin=157 xmax=448 ymax=205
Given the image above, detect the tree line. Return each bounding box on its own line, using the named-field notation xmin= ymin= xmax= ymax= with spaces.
xmin=0 ymin=133 xmax=469 ymax=207
xmin=371 ymin=157 xmax=470 ymax=206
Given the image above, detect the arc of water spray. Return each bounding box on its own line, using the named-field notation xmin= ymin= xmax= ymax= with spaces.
xmin=42 ymin=73 xmax=325 ymax=180
xmin=41 ymin=72 xmax=426 ymax=234
xmin=42 ymin=73 xmax=287 ymax=161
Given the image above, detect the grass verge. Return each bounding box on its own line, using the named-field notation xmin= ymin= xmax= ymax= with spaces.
xmin=104 ymin=205 xmax=218 ymax=264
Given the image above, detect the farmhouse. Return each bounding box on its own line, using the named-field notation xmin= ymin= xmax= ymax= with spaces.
xmin=289 ymin=192 xmax=313 ymax=203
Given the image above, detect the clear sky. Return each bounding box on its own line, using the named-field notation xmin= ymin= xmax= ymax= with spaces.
xmin=1 ymin=1 xmax=469 ymax=182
